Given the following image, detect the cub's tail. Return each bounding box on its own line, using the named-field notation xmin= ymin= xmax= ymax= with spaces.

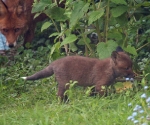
xmin=21 ymin=66 xmax=54 ymax=80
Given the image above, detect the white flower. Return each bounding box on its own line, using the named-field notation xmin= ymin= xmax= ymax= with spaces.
xmin=132 ymin=112 xmax=138 ymax=117
xmin=139 ymin=110 xmax=144 ymax=113
xmin=141 ymin=93 xmax=147 ymax=99
xmin=127 ymin=116 xmax=134 ymax=120
xmin=133 ymin=105 xmax=142 ymax=111
xmin=133 ymin=120 xmax=139 ymax=124
xmin=144 ymin=86 xmax=148 ymax=90
xmin=141 ymin=123 xmax=148 ymax=125
xmin=146 ymin=97 xmax=150 ymax=103
xmin=128 ymin=103 xmax=132 ymax=107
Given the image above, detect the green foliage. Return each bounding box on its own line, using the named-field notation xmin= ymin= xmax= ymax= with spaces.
xmin=1 ymin=1 xmax=150 ymax=124
xmin=70 ymin=1 xmax=90 ymax=29
xmin=30 ymin=0 xmax=150 ymax=80
xmin=88 ymin=9 xmax=104 ymax=25
xmin=97 ymin=40 xmax=118 ymax=59
xmin=111 ymin=6 xmax=128 ymax=17
xmin=41 ymin=21 xmax=52 ymax=32
xmin=60 ymin=34 xmax=78 ymax=46
xmin=0 ymin=49 xmax=148 ymax=125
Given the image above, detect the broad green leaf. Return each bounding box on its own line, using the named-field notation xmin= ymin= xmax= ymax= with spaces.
xmin=111 ymin=6 xmax=128 ymax=17
xmin=49 ymin=32 xmax=59 ymax=38
xmin=124 ymin=45 xmax=137 ymax=56
xmin=60 ymin=35 xmax=78 ymax=46
xmin=111 ymin=0 xmax=127 ymax=5
xmin=97 ymin=40 xmax=118 ymax=59
xmin=32 ymin=0 xmax=53 ymax=13
xmin=50 ymin=42 xmax=61 ymax=55
xmin=69 ymin=43 xmax=78 ymax=52
xmin=34 ymin=13 xmax=41 ymax=19
xmin=45 ymin=7 xmax=68 ymax=21
xmin=108 ymin=31 xmax=122 ymax=41
xmin=115 ymin=13 xmax=128 ymax=26
xmin=88 ymin=9 xmax=104 ymax=25
xmin=77 ymin=38 xmax=91 ymax=45
xmin=41 ymin=22 xmax=52 ymax=32
xmin=70 ymin=1 xmax=90 ymax=28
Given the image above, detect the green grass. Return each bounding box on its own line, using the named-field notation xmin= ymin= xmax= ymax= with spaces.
xmin=0 ymin=48 xmax=149 ymax=125
xmin=0 ymin=78 xmax=141 ymax=125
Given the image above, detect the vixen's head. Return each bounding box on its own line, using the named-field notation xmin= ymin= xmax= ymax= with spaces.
xmin=111 ymin=47 xmax=134 ymax=79
xmin=0 ymin=0 xmax=27 ymax=48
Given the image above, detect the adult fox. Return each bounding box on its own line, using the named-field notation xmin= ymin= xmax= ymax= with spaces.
xmin=0 ymin=0 xmax=65 ymax=48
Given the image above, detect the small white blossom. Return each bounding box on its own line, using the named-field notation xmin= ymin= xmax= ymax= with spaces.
xmin=141 ymin=93 xmax=147 ymax=99
xmin=144 ymin=86 xmax=148 ymax=90
xmin=127 ymin=116 xmax=134 ymax=120
xmin=139 ymin=110 xmax=144 ymax=113
xmin=132 ymin=112 xmax=138 ymax=117
xmin=133 ymin=105 xmax=142 ymax=111
xmin=146 ymin=97 xmax=150 ymax=103
xmin=128 ymin=103 xmax=132 ymax=107
xmin=133 ymin=120 xmax=139 ymax=124
xmin=141 ymin=123 xmax=148 ymax=125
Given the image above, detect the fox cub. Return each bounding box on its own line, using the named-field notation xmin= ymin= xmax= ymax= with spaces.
xmin=22 ymin=47 xmax=134 ymax=101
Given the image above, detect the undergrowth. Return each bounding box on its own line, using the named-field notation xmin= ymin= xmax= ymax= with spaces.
xmin=0 ymin=48 xmax=149 ymax=125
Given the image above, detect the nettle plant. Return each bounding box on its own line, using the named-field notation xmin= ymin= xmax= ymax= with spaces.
xmin=32 ymin=0 xmax=140 ymax=58
xmin=31 ymin=0 xmax=150 ymax=80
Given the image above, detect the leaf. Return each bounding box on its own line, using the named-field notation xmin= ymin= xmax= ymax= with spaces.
xmin=60 ymin=35 xmax=78 ymax=46
xmin=111 ymin=6 xmax=128 ymax=17
xmin=77 ymin=38 xmax=90 ymax=45
xmin=49 ymin=32 xmax=59 ymax=38
xmin=32 ymin=0 xmax=53 ymax=13
xmin=69 ymin=43 xmax=78 ymax=52
xmin=45 ymin=7 xmax=68 ymax=21
xmin=97 ymin=40 xmax=118 ymax=59
xmin=115 ymin=13 xmax=128 ymax=26
xmin=34 ymin=13 xmax=41 ymax=19
xmin=70 ymin=1 xmax=90 ymax=28
xmin=88 ymin=9 xmax=104 ymax=25
xmin=124 ymin=45 xmax=137 ymax=56
xmin=111 ymin=0 xmax=127 ymax=5
xmin=108 ymin=30 xmax=122 ymax=41
xmin=50 ymin=42 xmax=61 ymax=58
xmin=41 ymin=22 xmax=52 ymax=32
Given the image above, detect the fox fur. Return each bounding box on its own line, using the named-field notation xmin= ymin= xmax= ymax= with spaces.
xmin=21 ymin=47 xmax=134 ymax=101
xmin=0 ymin=0 xmax=65 ymax=48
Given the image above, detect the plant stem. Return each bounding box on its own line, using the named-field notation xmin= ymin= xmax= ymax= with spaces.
xmin=137 ymin=42 xmax=150 ymax=51
xmin=80 ymin=29 xmax=95 ymax=57
xmin=104 ymin=0 xmax=110 ymax=42
xmin=91 ymin=0 xmax=102 ymax=42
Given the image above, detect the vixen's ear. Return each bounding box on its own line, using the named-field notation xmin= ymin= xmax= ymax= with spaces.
xmin=0 ymin=0 xmax=7 ymax=18
xmin=17 ymin=0 xmax=26 ymax=16
xmin=116 ymin=46 xmax=123 ymax=52
xmin=111 ymin=51 xmax=119 ymax=64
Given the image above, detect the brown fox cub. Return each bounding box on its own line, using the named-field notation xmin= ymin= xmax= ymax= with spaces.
xmin=21 ymin=47 xmax=134 ymax=101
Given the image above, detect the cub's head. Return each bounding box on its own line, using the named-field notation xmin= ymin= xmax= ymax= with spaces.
xmin=111 ymin=47 xmax=134 ymax=79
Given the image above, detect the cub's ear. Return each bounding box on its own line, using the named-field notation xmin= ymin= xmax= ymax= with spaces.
xmin=111 ymin=51 xmax=119 ymax=64
xmin=116 ymin=46 xmax=123 ymax=52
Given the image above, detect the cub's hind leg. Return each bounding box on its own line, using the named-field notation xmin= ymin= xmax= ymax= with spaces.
xmin=57 ymin=79 xmax=70 ymax=102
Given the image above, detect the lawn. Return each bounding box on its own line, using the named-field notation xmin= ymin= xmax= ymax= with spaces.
xmin=0 ymin=49 xmax=149 ymax=125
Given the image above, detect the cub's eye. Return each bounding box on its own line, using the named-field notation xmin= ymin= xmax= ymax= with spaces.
xmin=125 ymin=67 xmax=129 ymax=70
xmin=14 ymin=28 xmax=20 ymax=32
xmin=3 ymin=28 xmax=8 ymax=32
